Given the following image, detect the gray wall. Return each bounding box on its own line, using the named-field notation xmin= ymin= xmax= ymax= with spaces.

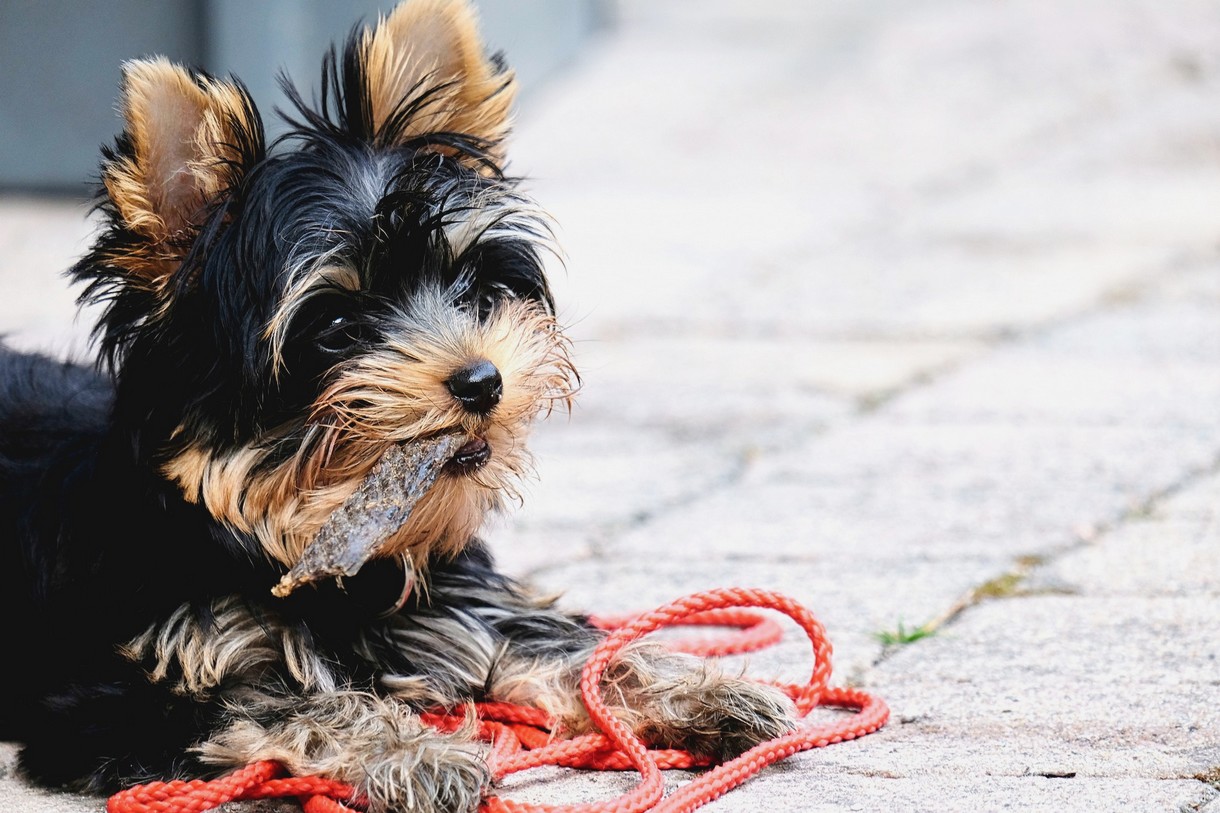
xmin=0 ymin=0 xmax=606 ymax=195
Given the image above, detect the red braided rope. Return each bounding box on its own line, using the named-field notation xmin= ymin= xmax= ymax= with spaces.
xmin=107 ymin=588 xmax=888 ymax=813
xmin=106 ymin=761 xmax=360 ymax=813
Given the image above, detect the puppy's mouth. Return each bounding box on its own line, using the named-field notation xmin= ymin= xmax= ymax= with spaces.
xmin=272 ymin=433 xmax=482 ymax=597
xmin=447 ymin=436 xmax=491 ymax=474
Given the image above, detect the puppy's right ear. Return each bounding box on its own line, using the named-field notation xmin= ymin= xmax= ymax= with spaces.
xmin=360 ymin=0 xmax=516 ymax=164
xmin=102 ymin=57 xmax=263 ymax=284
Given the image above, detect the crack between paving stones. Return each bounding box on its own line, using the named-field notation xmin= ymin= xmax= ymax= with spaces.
xmin=1192 ymin=765 xmax=1220 ymax=790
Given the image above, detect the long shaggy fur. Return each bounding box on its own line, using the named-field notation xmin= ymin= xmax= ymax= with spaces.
xmin=0 ymin=2 xmax=795 ymax=811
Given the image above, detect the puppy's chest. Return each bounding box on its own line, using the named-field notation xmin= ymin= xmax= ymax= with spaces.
xmin=120 ymin=561 xmax=499 ymax=704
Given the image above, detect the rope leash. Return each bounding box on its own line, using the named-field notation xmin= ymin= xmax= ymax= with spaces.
xmin=107 ymin=587 xmax=889 ymax=813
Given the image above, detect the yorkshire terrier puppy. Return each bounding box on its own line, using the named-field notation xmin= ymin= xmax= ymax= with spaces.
xmin=0 ymin=1 xmax=795 ymax=810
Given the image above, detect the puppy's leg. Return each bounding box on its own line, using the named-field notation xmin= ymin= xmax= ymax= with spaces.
xmin=197 ymin=690 xmax=488 ymax=813
xmin=492 ymin=641 xmax=798 ymax=762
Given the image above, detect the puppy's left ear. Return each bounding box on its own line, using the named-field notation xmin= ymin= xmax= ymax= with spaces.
xmin=103 ymin=57 xmax=262 ymax=283
xmin=362 ymin=0 xmax=515 ymax=164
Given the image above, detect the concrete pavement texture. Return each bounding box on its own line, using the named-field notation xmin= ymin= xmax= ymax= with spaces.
xmin=1 ymin=1 xmax=1218 ymax=811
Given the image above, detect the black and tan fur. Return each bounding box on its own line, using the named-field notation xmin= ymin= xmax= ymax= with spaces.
xmin=0 ymin=2 xmax=796 ymax=811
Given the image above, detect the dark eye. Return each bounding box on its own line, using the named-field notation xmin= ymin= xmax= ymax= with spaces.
xmin=315 ymin=313 xmax=367 ymax=354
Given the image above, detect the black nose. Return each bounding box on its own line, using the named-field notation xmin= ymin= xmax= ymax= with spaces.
xmin=445 ymin=360 xmax=503 ymax=414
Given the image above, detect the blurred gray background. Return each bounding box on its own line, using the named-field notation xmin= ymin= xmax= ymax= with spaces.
xmin=0 ymin=0 xmax=607 ymax=194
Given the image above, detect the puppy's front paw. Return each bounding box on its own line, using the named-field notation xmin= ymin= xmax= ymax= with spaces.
xmin=362 ymin=737 xmax=489 ymax=813
xmin=199 ymin=691 xmax=490 ymax=813
xmin=635 ymin=670 xmax=797 ymax=761
xmin=600 ymin=642 xmax=798 ymax=762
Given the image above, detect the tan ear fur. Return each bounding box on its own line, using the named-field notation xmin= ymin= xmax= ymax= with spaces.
xmin=104 ymin=57 xmax=252 ymax=281
xmin=363 ymin=0 xmax=516 ymax=161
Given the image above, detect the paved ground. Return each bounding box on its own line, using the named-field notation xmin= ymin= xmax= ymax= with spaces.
xmin=1 ymin=1 xmax=1219 ymax=811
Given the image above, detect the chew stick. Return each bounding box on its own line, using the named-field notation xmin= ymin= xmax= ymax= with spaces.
xmin=271 ymin=433 xmax=463 ymax=597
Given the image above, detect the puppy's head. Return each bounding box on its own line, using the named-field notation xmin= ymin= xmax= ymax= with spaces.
xmin=76 ymin=0 xmax=575 ymax=573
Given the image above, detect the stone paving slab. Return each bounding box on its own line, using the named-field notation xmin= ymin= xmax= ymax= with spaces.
xmin=872 ymin=596 xmax=1220 ymax=766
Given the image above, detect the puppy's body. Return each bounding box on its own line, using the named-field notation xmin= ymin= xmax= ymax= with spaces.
xmin=0 ymin=2 xmax=795 ymax=810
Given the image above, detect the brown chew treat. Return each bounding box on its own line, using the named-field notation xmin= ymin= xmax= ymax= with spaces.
xmin=271 ymin=433 xmax=465 ymax=597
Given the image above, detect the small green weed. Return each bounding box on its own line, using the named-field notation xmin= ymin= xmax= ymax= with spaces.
xmin=874 ymin=621 xmax=935 ymax=647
